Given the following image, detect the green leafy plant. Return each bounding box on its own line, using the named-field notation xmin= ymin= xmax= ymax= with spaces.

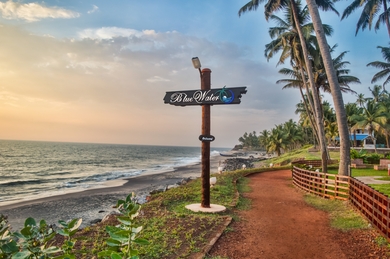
xmin=55 ymin=218 xmax=82 ymax=259
xmin=365 ymin=153 xmax=382 ymax=164
xmin=2 ymin=216 xmax=82 ymax=259
xmin=0 ymin=214 xmax=19 ymax=259
xmin=99 ymin=193 xmax=149 ymax=259
xmin=350 ymin=149 xmax=367 ymax=159
xmin=12 ymin=217 xmax=61 ymax=259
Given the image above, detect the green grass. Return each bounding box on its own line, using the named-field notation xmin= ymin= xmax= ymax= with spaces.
xmin=327 ymin=168 xmax=389 ymax=177
xmin=304 ymin=194 xmax=369 ymax=231
xmin=264 ymin=145 xmax=340 ymax=166
xmin=130 ymin=169 xmax=271 ymax=258
xmin=368 ymin=184 xmax=390 ymax=196
xmin=375 ymin=176 xmax=390 ymax=181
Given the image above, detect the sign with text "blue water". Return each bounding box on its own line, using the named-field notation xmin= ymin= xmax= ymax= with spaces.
xmin=163 ymin=86 xmax=247 ymax=106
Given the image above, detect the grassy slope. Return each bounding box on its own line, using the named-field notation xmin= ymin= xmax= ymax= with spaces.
xmin=40 ymin=146 xmax=390 ymax=257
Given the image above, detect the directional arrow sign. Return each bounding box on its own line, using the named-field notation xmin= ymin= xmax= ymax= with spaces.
xmin=164 ymin=86 xmax=247 ymax=106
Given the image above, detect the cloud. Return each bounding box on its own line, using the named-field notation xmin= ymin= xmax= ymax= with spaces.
xmin=147 ymin=76 xmax=170 ymax=83
xmin=78 ymin=27 xmax=156 ymax=40
xmin=87 ymin=5 xmax=98 ymax=14
xmin=0 ymin=24 xmax=300 ymax=147
xmin=0 ymin=0 xmax=80 ymax=22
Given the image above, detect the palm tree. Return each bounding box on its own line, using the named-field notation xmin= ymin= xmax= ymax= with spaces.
xmin=379 ymin=96 xmax=390 ymax=147
xmin=325 ymin=121 xmax=338 ymax=146
xmin=368 ymin=85 xmax=387 ymax=102
xmin=345 ymin=102 xmax=362 ymax=147
xmin=312 ymin=46 xmax=360 ymax=96
xmin=239 ymin=0 xmax=340 ymax=173
xmin=284 ymin=71 xmax=322 ymax=146
xmin=305 ymin=0 xmax=351 ymax=176
xmin=259 ymin=129 xmax=271 ymax=150
xmin=367 ymin=46 xmax=390 ymax=91
xmin=296 ymin=100 xmax=317 ymax=145
xmin=283 ymin=119 xmax=304 ymax=150
xmin=341 ymin=0 xmax=390 ymax=36
xmin=264 ymin=6 xmax=326 ymax=149
xmin=351 ymin=99 xmax=387 ymax=152
xmin=266 ymin=125 xmax=288 ymax=156
xmin=356 ymin=93 xmax=368 ymax=107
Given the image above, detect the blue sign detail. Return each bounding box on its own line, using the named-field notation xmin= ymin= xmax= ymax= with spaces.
xmin=216 ymin=86 xmax=234 ymax=104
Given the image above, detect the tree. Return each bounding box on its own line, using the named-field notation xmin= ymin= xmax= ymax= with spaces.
xmin=367 ymin=46 xmax=390 ymax=91
xmin=259 ymin=129 xmax=271 ymax=149
xmin=341 ymin=0 xmax=390 ymax=36
xmin=283 ymin=119 xmax=304 ymax=150
xmin=356 ymin=93 xmax=368 ymax=107
xmin=345 ymin=102 xmax=362 ymax=147
xmin=295 ymin=100 xmax=317 ymax=145
xmin=351 ymin=99 xmax=387 ymax=152
xmin=312 ymin=46 xmax=360 ymax=96
xmin=267 ymin=125 xmax=288 ymax=156
xmin=239 ymin=0 xmax=339 ymax=173
xmin=305 ymin=0 xmax=351 ymax=176
xmin=238 ymin=131 xmax=260 ymax=148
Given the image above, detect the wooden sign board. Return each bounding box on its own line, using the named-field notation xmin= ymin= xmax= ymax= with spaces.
xmin=164 ymin=86 xmax=247 ymax=106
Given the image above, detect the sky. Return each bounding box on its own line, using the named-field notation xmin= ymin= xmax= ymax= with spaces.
xmin=0 ymin=0 xmax=387 ymax=148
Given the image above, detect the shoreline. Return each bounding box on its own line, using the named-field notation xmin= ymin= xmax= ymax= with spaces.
xmin=0 ymin=155 xmax=224 ymax=230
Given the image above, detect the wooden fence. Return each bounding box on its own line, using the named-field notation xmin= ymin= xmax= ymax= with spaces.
xmin=349 ymin=177 xmax=390 ymax=240
xmin=292 ymin=166 xmax=349 ymax=200
xmin=292 ymin=163 xmax=390 ymax=241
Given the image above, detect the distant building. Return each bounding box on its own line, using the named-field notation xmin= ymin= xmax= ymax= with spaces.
xmin=336 ymin=129 xmax=376 ymax=149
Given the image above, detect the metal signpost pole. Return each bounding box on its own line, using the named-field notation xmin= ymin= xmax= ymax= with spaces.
xmin=200 ymin=68 xmax=211 ymax=208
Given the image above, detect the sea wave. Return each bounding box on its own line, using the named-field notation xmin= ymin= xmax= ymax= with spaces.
xmin=0 ymin=179 xmax=47 ymax=187
xmin=59 ymin=169 xmax=143 ymax=188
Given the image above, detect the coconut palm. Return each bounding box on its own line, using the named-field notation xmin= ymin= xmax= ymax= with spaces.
xmin=305 ymin=0 xmax=351 ymax=176
xmin=283 ymin=119 xmax=304 ymax=150
xmin=368 ymin=85 xmax=387 ymax=102
xmin=264 ymin=5 xmax=325 ymax=149
xmin=325 ymin=121 xmax=338 ymax=146
xmin=263 ymin=0 xmax=330 ymax=170
xmin=351 ymin=99 xmax=387 ymax=152
xmin=379 ymin=96 xmax=390 ymax=147
xmin=345 ymin=102 xmax=362 ymax=147
xmin=239 ymin=0 xmax=341 ymax=173
xmin=296 ymin=100 xmax=317 ymax=145
xmin=312 ymin=46 xmax=360 ymax=96
xmin=283 ymin=69 xmax=321 ymax=145
xmin=239 ymin=131 xmax=260 ymax=148
xmin=266 ymin=125 xmax=288 ymax=156
xmin=259 ymin=129 xmax=271 ymax=149
xmin=341 ymin=0 xmax=390 ymax=36
xmin=356 ymin=93 xmax=369 ymax=107
xmin=367 ymin=46 xmax=390 ymax=91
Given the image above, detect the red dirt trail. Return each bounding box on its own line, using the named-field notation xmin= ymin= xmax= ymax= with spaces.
xmin=208 ymin=169 xmax=389 ymax=259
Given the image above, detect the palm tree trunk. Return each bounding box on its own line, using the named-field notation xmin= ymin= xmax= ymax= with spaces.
xmin=305 ymin=0 xmax=351 ymax=176
xmin=298 ymin=76 xmax=320 ymax=145
xmin=290 ymin=0 xmax=328 ymax=172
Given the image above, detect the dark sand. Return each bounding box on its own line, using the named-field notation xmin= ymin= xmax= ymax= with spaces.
xmin=0 ymin=156 xmax=223 ymax=230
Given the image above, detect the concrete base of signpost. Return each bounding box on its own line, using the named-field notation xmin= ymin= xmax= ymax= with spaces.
xmin=185 ymin=203 xmax=226 ymax=213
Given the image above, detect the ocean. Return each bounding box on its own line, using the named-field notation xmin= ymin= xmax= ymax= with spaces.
xmin=0 ymin=140 xmax=230 ymax=207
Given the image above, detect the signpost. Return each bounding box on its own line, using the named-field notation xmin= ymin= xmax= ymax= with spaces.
xmin=163 ymin=63 xmax=247 ymax=209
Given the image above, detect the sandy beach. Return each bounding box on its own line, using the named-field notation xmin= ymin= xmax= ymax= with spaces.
xmin=0 ymin=155 xmax=224 ymax=230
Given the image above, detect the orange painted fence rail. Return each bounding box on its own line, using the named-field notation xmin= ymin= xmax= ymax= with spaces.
xmin=292 ymin=162 xmax=390 ymax=240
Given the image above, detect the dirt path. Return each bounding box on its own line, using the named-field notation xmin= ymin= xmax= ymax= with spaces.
xmin=208 ymin=170 xmax=389 ymax=259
